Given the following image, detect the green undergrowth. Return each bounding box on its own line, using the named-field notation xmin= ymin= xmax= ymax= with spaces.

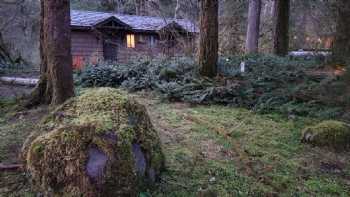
xmin=76 ymin=55 xmax=348 ymax=120
xmin=148 ymin=102 xmax=350 ymax=196
xmin=0 ymin=98 xmax=41 ymax=196
xmin=0 ymin=90 xmax=349 ymax=196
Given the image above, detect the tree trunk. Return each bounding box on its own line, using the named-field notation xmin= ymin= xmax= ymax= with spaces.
xmin=27 ymin=0 xmax=74 ymax=107
xmin=273 ymin=0 xmax=290 ymax=56
xmin=245 ymin=0 xmax=262 ymax=54
xmin=333 ymin=0 xmax=350 ymax=65
xmin=198 ymin=0 xmax=218 ymax=78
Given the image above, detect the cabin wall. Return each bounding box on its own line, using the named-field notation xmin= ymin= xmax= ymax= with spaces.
xmin=117 ymin=33 xmax=196 ymax=63
xmin=117 ymin=33 xmax=162 ymax=63
xmin=70 ymin=30 xmax=197 ymax=67
xmin=71 ymin=31 xmax=103 ymax=68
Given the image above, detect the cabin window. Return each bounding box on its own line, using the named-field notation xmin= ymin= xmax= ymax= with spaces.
xmin=126 ymin=34 xmax=135 ymax=48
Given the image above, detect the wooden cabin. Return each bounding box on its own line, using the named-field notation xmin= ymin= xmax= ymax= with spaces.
xmin=70 ymin=10 xmax=198 ymax=68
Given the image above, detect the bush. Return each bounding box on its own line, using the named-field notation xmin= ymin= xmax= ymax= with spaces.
xmin=77 ymin=57 xmax=196 ymax=91
xmin=76 ymin=55 xmax=346 ymax=119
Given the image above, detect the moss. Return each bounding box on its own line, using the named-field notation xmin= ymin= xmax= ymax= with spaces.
xmin=301 ymin=120 xmax=350 ymax=149
xmin=31 ymin=143 xmax=45 ymax=157
xmin=24 ymin=88 xmax=165 ymax=196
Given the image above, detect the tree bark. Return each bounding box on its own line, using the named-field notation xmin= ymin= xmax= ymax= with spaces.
xmin=333 ymin=0 xmax=350 ymax=65
xmin=198 ymin=0 xmax=218 ymax=78
xmin=245 ymin=0 xmax=262 ymax=54
xmin=273 ymin=0 xmax=290 ymax=56
xmin=27 ymin=0 xmax=74 ymax=107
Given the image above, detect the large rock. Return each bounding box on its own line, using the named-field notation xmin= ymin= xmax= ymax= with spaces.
xmin=24 ymin=88 xmax=164 ymax=196
xmin=301 ymin=120 xmax=350 ymax=150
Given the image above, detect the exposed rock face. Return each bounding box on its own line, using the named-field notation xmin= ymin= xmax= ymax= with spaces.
xmin=0 ymin=0 xmax=40 ymax=67
xmin=24 ymin=88 xmax=164 ymax=196
xmin=301 ymin=120 xmax=350 ymax=150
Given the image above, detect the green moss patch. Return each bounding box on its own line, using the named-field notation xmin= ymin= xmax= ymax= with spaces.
xmin=302 ymin=120 xmax=350 ymax=149
xmin=142 ymin=98 xmax=350 ymax=196
xmin=24 ymin=88 xmax=164 ymax=196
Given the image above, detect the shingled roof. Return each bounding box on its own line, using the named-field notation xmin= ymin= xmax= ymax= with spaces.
xmin=71 ymin=10 xmax=199 ymax=33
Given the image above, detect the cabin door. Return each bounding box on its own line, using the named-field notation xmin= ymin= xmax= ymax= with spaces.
xmin=103 ymin=39 xmax=118 ymax=62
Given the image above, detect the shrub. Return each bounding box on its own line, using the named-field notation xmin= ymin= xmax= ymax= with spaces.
xmin=76 ymin=55 xmax=346 ymax=119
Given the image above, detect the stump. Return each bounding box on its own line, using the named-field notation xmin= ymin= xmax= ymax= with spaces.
xmin=24 ymin=88 xmax=164 ymax=196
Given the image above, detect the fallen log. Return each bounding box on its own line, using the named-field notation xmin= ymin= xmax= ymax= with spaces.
xmin=0 ymin=163 xmax=23 ymax=171
xmin=0 ymin=76 xmax=38 ymax=86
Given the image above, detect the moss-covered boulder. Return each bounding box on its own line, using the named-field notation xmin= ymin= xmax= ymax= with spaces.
xmin=24 ymin=88 xmax=164 ymax=196
xmin=301 ymin=120 xmax=350 ymax=149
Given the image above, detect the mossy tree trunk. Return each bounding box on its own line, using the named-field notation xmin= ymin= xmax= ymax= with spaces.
xmin=27 ymin=0 xmax=74 ymax=107
xmin=198 ymin=0 xmax=218 ymax=78
xmin=333 ymin=0 xmax=350 ymax=66
xmin=273 ymin=0 xmax=290 ymax=56
xmin=245 ymin=0 xmax=262 ymax=54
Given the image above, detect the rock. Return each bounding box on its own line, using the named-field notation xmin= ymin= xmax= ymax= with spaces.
xmin=301 ymin=120 xmax=350 ymax=149
xmin=24 ymin=88 xmax=164 ymax=196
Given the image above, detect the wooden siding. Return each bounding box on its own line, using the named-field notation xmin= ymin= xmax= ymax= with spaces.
xmin=71 ymin=31 xmax=103 ymax=68
xmin=71 ymin=30 xmax=196 ymax=67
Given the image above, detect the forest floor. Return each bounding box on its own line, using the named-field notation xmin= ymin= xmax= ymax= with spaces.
xmin=0 ymin=85 xmax=349 ymax=196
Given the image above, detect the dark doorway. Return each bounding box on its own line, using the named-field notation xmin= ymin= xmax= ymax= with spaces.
xmin=103 ymin=39 xmax=118 ymax=62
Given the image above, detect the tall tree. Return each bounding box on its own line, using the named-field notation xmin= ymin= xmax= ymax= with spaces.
xmin=273 ymin=0 xmax=290 ymax=56
xmin=245 ymin=0 xmax=262 ymax=54
xmin=28 ymin=0 xmax=74 ymax=106
xmin=198 ymin=0 xmax=218 ymax=78
xmin=333 ymin=0 xmax=350 ymax=65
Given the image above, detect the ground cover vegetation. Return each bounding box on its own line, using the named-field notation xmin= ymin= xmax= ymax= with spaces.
xmin=1 ymin=91 xmax=350 ymax=196
xmin=77 ymin=55 xmax=348 ymax=120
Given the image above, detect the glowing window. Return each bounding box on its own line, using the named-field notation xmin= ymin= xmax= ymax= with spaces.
xmin=126 ymin=34 xmax=135 ymax=48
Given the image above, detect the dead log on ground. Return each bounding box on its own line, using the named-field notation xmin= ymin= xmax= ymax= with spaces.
xmin=0 ymin=163 xmax=23 ymax=171
xmin=0 ymin=76 xmax=38 ymax=86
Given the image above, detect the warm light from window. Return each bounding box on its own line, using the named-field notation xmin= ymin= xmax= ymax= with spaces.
xmin=127 ymin=34 xmax=135 ymax=48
